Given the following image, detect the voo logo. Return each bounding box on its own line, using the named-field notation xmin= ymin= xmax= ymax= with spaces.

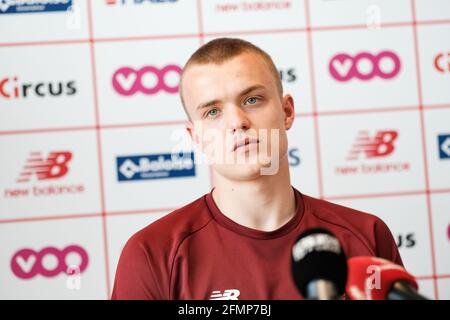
xmin=11 ymin=245 xmax=89 ymax=279
xmin=329 ymin=51 xmax=401 ymax=81
xmin=112 ymin=65 xmax=182 ymax=96
xmin=447 ymin=223 xmax=450 ymax=242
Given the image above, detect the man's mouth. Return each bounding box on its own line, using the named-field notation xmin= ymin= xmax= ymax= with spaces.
xmin=233 ymin=138 xmax=259 ymax=152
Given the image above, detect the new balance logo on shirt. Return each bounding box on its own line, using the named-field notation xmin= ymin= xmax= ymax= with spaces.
xmin=209 ymin=289 xmax=240 ymax=300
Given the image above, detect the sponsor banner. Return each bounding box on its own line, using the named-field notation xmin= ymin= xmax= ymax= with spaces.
xmin=0 ymin=0 xmax=72 ymax=15
xmin=0 ymin=131 xmax=101 ymax=220
xmin=417 ymin=24 xmax=450 ymax=106
xmin=90 ymin=0 xmax=195 ymax=38
xmin=116 ymin=152 xmax=196 ymax=182
xmin=0 ymin=0 xmax=88 ymax=43
xmin=94 ymin=38 xmax=198 ymax=125
xmin=313 ymin=27 xmax=418 ymax=112
xmin=308 ymin=0 xmax=412 ymax=27
xmin=0 ymin=44 xmax=95 ymax=131
xmin=101 ymin=125 xmax=210 ymax=212
xmin=201 ymin=0 xmax=306 ymax=33
xmin=319 ymin=111 xmax=425 ymax=197
xmin=0 ymin=218 xmax=107 ymax=299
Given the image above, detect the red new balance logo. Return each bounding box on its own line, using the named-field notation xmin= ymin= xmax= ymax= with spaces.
xmin=346 ymin=131 xmax=398 ymax=161
xmin=17 ymin=151 xmax=72 ymax=183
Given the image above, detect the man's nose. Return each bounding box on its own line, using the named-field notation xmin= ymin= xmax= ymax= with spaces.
xmin=225 ymin=104 xmax=250 ymax=132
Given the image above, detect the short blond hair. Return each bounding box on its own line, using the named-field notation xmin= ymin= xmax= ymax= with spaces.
xmin=180 ymin=37 xmax=283 ymax=120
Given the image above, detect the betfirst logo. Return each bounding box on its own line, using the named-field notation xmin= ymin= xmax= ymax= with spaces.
xmin=105 ymin=0 xmax=178 ymax=6
xmin=11 ymin=245 xmax=88 ymax=279
xmin=3 ymin=151 xmax=85 ymax=199
xmin=335 ymin=130 xmax=411 ymax=175
xmin=434 ymin=52 xmax=450 ymax=73
xmin=117 ymin=152 xmax=196 ymax=182
xmin=329 ymin=50 xmax=401 ymax=82
xmin=112 ymin=65 xmax=181 ymax=96
xmin=0 ymin=0 xmax=72 ymax=14
xmin=0 ymin=76 xmax=76 ymax=99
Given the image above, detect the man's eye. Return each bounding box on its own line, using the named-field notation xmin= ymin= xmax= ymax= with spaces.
xmin=207 ymin=108 xmax=219 ymax=117
xmin=245 ymin=97 xmax=259 ymax=105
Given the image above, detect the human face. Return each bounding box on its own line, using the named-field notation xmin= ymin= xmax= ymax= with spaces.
xmin=182 ymin=51 xmax=295 ymax=180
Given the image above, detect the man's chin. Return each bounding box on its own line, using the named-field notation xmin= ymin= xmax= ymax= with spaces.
xmin=214 ymin=162 xmax=269 ymax=181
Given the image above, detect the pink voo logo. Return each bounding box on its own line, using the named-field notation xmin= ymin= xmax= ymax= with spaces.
xmin=112 ymin=65 xmax=182 ymax=96
xmin=11 ymin=245 xmax=89 ymax=279
xmin=447 ymin=223 xmax=450 ymax=242
xmin=329 ymin=50 xmax=401 ymax=81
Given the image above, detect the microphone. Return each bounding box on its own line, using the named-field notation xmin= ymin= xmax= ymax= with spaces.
xmin=346 ymin=256 xmax=429 ymax=300
xmin=291 ymin=228 xmax=348 ymax=300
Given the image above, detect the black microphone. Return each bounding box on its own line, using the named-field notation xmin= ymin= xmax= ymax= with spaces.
xmin=291 ymin=228 xmax=348 ymax=300
xmin=388 ymin=281 xmax=429 ymax=300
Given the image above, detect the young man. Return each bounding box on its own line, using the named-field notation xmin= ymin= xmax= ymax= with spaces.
xmin=112 ymin=38 xmax=403 ymax=300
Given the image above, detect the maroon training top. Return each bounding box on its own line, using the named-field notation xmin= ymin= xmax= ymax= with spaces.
xmin=111 ymin=187 xmax=403 ymax=300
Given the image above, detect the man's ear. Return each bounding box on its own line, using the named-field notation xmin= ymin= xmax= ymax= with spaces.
xmin=186 ymin=121 xmax=201 ymax=150
xmin=186 ymin=121 xmax=195 ymax=142
xmin=283 ymin=94 xmax=295 ymax=130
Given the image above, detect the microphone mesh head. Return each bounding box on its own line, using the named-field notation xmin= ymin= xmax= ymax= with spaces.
xmin=291 ymin=228 xmax=348 ymax=298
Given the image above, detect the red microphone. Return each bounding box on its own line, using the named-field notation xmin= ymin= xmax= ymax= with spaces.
xmin=346 ymin=256 xmax=429 ymax=300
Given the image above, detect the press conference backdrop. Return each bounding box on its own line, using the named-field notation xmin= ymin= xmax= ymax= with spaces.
xmin=0 ymin=0 xmax=449 ymax=300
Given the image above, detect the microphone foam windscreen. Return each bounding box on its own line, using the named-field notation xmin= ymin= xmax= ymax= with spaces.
xmin=291 ymin=228 xmax=348 ymax=297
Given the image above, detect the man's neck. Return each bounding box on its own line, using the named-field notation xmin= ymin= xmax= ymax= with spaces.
xmin=211 ymin=159 xmax=297 ymax=232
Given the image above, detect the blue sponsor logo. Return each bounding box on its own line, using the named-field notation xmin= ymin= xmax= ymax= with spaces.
xmin=0 ymin=0 xmax=72 ymax=14
xmin=117 ymin=152 xmax=196 ymax=182
xmin=438 ymin=134 xmax=450 ymax=160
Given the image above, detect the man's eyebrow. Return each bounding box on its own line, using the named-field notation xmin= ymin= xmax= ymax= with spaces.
xmin=239 ymin=84 xmax=266 ymax=97
xmin=195 ymin=85 xmax=267 ymax=112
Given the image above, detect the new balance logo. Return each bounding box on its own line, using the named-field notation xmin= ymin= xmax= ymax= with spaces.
xmin=347 ymin=130 xmax=398 ymax=161
xmin=17 ymin=151 xmax=72 ymax=183
xmin=209 ymin=289 xmax=240 ymax=300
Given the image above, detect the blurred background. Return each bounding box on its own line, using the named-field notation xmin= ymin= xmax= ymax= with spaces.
xmin=0 ymin=0 xmax=449 ymax=299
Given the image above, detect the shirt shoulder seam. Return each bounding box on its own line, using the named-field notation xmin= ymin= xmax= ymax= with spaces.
xmin=168 ymin=216 xmax=214 ymax=299
xmin=308 ymin=204 xmax=377 ymax=256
